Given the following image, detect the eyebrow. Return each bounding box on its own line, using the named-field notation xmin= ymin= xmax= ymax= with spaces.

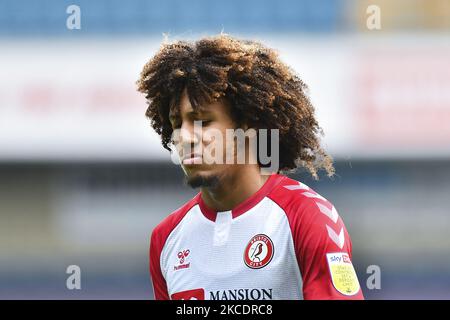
xmin=169 ymin=109 xmax=211 ymax=122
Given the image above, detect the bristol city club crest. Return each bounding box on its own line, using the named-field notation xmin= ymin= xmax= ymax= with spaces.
xmin=243 ymin=234 xmax=274 ymax=269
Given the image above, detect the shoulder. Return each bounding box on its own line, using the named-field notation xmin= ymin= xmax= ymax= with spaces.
xmin=150 ymin=194 xmax=200 ymax=250
xmin=267 ymin=175 xmax=336 ymax=223
xmin=267 ymin=175 xmax=346 ymax=247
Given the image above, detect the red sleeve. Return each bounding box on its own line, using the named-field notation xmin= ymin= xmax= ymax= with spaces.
xmin=149 ymin=227 xmax=170 ymax=300
xmin=269 ymin=181 xmax=364 ymax=300
xmin=148 ymin=196 xmax=199 ymax=300
xmin=295 ymin=199 xmax=364 ymax=300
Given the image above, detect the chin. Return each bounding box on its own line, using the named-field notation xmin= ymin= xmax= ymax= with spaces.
xmin=184 ymin=170 xmax=221 ymax=189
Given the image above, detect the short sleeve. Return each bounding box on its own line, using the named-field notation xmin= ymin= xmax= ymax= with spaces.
xmin=149 ymin=227 xmax=170 ymax=300
xmin=295 ymin=200 xmax=364 ymax=300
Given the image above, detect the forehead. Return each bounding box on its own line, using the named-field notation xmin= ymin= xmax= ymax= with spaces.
xmin=169 ymin=90 xmax=229 ymax=119
xmin=179 ymin=90 xmax=195 ymax=114
xmin=169 ymin=90 xmax=192 ymax=119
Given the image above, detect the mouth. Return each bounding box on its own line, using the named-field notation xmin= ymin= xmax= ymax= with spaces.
xmin=181 ymin=152 xmax=203 ymax=165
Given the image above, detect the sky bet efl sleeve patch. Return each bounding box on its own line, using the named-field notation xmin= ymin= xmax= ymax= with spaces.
xmin=326 ymin=252 xmax=360 ymax=296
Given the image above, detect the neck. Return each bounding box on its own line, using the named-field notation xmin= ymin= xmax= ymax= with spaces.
xmin=200 ymin=165 xmax=270 ymax=212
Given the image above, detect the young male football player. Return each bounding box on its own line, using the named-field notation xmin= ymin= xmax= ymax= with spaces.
xmin=137 ymin=35 xmax=364 ymax=300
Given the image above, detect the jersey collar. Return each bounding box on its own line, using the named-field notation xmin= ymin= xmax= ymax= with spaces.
xmin=196 ymin=173 xmax=285 ymax=222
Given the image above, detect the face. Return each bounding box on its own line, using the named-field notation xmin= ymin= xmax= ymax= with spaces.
xmin=169 ymin=90 xmax=243 ymax=189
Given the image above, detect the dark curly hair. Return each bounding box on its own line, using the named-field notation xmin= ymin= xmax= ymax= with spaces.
xmin=137 ymin=34 xmax=334 ymax=180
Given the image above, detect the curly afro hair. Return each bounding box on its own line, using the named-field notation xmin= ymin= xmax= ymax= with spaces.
xmin=137 ymin=34 xmax=335 ymax=180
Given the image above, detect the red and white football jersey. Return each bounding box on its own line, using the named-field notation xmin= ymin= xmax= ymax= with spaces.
xmin=149 ymin=173 xmax=364 ymax=300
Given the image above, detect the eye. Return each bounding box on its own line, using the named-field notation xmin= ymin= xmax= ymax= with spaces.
xmin=201 ymin=120 xmax=212 ymax=126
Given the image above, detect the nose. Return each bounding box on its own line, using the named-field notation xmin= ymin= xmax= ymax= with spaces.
xmin=179 ymin=125 xmax=196 ymax=145
xmin=179 ymin=121 xmax=202 ymax=146
xmin=173 ymin=121 xmax=202 ymax=159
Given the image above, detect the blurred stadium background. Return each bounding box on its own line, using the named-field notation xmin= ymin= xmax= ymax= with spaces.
xmin=0 ymin=0 xmax=449 ymax=299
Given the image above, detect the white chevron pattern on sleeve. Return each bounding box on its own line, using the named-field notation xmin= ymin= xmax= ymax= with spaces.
xmin=283 ymin=183 xmax=309 ymax=191
xmin=284 ymin=182 xmax=344 ymax=248
xmin=325 ymin=224 xmax=345 ymax=249
xmin=301 ymin=191 xmax=327 ymax=201
xmin=315 ymin=202 xmax=339 ymax=224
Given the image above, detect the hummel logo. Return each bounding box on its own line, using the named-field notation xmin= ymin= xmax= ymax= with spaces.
xmin=174 ymin=249 xmax=191 ymax=271
xmin=178 ymin=249 xmax=190 ymax=264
